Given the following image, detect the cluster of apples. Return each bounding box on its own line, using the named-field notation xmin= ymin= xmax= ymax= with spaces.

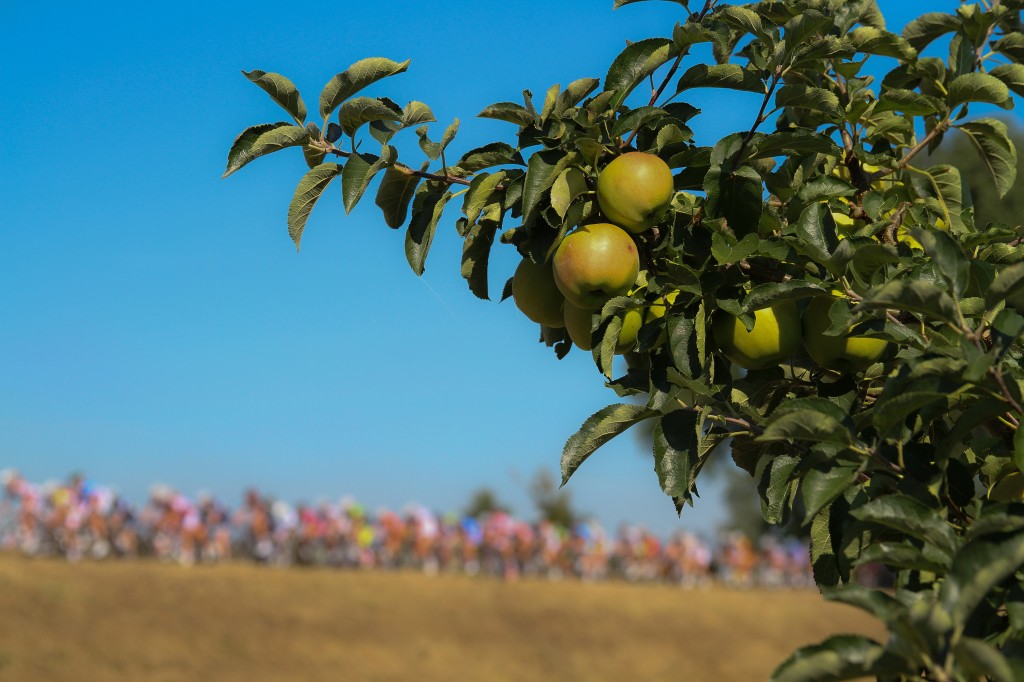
xmin=512 ymin=152 xmax=889 ymax=374
xmin=713 ymin=296 xmax=889 ymax=374
xmin=829 ymin=162 xmax=946 ymax=249
xmin=511 ymin=152 xmax=676 ymax=353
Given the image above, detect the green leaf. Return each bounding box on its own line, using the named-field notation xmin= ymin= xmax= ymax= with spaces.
xmin=823 ymin=584 xmax=902 ymax=624
xmin=990 ymin=63 xmax=1024 ymax=98
xmin=319 ymin=57 xmax=410 ymax=121
xmin=374 ymin=167 xmax=421 ymax=229
xmin=416 ymin=126 xmax=442 ymax=160
xmin=539 ymin=84 xmax=560 ymax=123
xmin=848 ymin=26 xmax=917 ymax=60
xmin=875 ymin=88 xmax=938 ymax=116
xmin=954 ymin=637 xmax=1015 ymax=682
xmin=858 ymin=279 xmax=959 ymax=325
xmin=223 ymin=123 xmax=308 ymax=178
xmin=550 ymin=168 xmax=589 ymax=220
xmin=850 ymin=495 xmax=957 ymax=555
xmin=770 ymin=634 xmax=903 ymax=682
xmin=242 ymin=69 xmax=306 ymax=123
xmin=910 ymin=228 xmax=969 ymax=297
xmin=797 ymin=175 xmax=856 ymax=202
xmin=801 ymin=466 xmax=859 ymax=525
xmin=992 ymin=32 xmax=1024 ymax=64
xmin=402 ymin=100 xmax=435 ymax=127
xmin=460 ymin=220 xmax=495 ymax=300
xmin=739 ymin=281 xmax=825 ymax=312
xmin=947 ymin=72 xmax=1011 ymax=109
xmin=477 ymin=101 xmax=535 ymax=127
xmin=794 ymin=202 xmax=839 ymax=265
xmin=941 ymin=531 xmax=1024 ymax=624
xmin=711 ymin=232 xmax=759 ymax=265
xmin=719 ymin=5 xmax=763 ymax=38
xmin=302 ymin=123 xmax=326 ymax=168
xmin=985 ymin=261 xmax=1024 ymax=309
xmin=455 ymin=142 xmax=524 ymax=173
xmin=939 ymin=397 xmax=1012 ymax=462
xmin=902 ymin=12 xmax=960 ymax=51
xmin=605 ymin=37 xmax=673 ymax=109
xmin=462 ymin=172 xmax=507 ymax=226
xmin=440 ymin=119 xmax=459 ymax=153
xmin=652 ymin=409 xmax=701 ymax=509
xmin=775 ymin=85 xmax=842 ymax=119
xmin=287 ymin=162 xmax=341 ymax=251
xmin=782 ymin=11 xmax=833 ymax=54
xmin=676 ymin=63 xmax=766 ymax=94
xmin=556 ymin=77 xmax=600 ymax=113
xmin=336 ymin=96 xmax=403 ymax=137
xmin=809 ymin=505 xmax=839 ymax=586
xmin=404 ymin=181 xmax=450 ymax=276
xmin=341 ymin=147 xmax=393 ymax=214
xmin=760 ymin=409 xmax=853 ymax=446
xmin=956 ymin=118 xmax=1018 ymax=199
xmin=759 ymin=454 xmax=800 ymax=526
xmin=907 ymin=163 xmax=963 ymax=224
xmin=611 ymin=105 xmax=668 ymax=138
xmin=872 ymin=390 xmax=948 ymax=440
xmin=703 ymin=165 xmax=763 ymax=235
xmin=521 ymin=150 xmax=575 ymax=226
xmin=857 ymin=542 xmax=950 ymax=574
xmin=562 ymin=404 xmax=656 ymax=485
xmin=748 ymin=130 xmax=841 ymax=161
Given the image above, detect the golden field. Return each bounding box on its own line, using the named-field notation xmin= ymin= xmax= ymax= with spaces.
xmin=0 ymin=553 xmax=884 ymax=681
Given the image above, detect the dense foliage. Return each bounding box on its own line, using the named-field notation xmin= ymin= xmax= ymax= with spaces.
xmin=226 ymin=1 xmax=1024 ymax=679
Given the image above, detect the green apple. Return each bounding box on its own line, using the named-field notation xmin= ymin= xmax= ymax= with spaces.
xmin=512 ymin=258 xmax=565 ymax=328
xmin=802 ymin=295 xmax=888 ymax=373
xmin=552 ymin=223 xmax=640 ymax=309
xmin=596 ymin=152 xmax=674 ymax=234
xmin=563 ymin=302 xmax=595 ymax=351
xmin=712 ymin=301 xmax=802 ymax=370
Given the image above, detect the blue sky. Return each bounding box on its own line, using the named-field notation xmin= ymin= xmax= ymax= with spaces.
xmin=0 ymin=1 xmax=953 ymax=536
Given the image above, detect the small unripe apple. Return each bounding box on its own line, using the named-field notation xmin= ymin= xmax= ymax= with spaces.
xmin=552 ymin=223 xmax=640 ymax=309
xmin=512 ymin=258 xmax=565 ymax=328
xmin=712 ymin=301 xmax=802 ymax=370
xmin=596 ymin=152 xmax=674 ymax=234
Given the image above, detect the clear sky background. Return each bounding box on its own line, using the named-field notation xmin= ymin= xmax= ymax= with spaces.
xmin=0 ymin=1 xmax=969 ymax=536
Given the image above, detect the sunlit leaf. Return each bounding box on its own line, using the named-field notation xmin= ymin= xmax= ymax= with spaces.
xmin=562 ymin=404 xmax=657 ymax=484
xmin=337 ymin=96 xmax=403 ymax=137
xmin=242 ymin=69 xmax=306 ymax=123
xmin=375 ymin=166 xmax=422 ymax=229
xmin=319 ymin=57 xmax=410 ymax=121
xmin=223 ymin=123 xmax=308 ymax=178
xmin=956 ymin=118 xmax=1018 ymax=198
xmin=404 ymin=181 xmax=450 ymax=275
xmin=605 ymin=37 xmax=673 ymax=109
xmin=287 ymin=162 xmax=341 ymax=250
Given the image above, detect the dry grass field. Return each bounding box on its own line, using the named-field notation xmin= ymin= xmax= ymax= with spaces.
xmin=0 ymin=553 xmax=885 ymax=681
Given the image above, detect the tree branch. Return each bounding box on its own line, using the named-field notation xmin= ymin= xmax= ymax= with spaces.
xmin=730 ymin=68 xmax=782 ymax=172
xmin=322 ymin=141 xmax=477 ymax=188
xmin=975 ymin=0 xmax=1002 ymax=71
